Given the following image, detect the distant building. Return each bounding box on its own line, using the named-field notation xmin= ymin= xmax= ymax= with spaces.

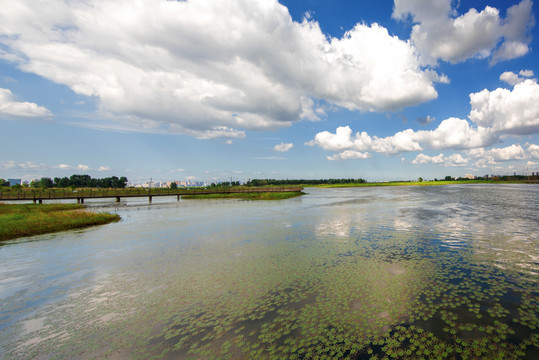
xmin=465 ymin=174 xmax=475 ymax=180
xmin=7 ymin=178 xmax=22 ymax=186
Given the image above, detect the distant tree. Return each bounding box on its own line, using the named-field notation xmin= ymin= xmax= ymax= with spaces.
xmin=39 ymin=177 xmax=54 ymax=188
xmin=110 ymin=176 xmax=121 ymax=188
xmin=170 ymin=182 xmax=178 ymax=189
xmin=0 ymin=178 xmax=9 ymax=187
xmin=54 ymin=177 xmax=70 ymax=188
xmin=12 ymin=184 xmax=23 ymax=189
xmin=444 ymin=176 xmax=453 ymax=181
xmin=418 ymin=177 xmax=423 ymax=182
xmin=70 ymin=174 xmax=91 ymax=188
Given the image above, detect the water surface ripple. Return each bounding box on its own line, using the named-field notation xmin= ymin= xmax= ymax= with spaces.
xmin=0 ymin=184 xmax=537 ymax=359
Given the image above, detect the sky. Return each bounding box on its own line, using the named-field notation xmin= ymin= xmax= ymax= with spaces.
xmin=1 ymin=0 xmax=538 ymax=184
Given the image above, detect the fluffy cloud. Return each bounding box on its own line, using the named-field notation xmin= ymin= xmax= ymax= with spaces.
xmin=306 ymin=126 xmax=355 ymax=151
xmin=520 ymin=69 xmax=535 ymax=77
xmin=393 ymin=0 xmax=534 ymax=65
xmin=309 ymin=71 xmax=539 ymax=161
xmin=0 ymin=0 xmax=443 ymax=139
xmin=306 ymin=126 xmax=423 ymax=155
xmin=468 ymin=144 xmax=526 ymax=161
xmin=412 ymin=144 xmax=539 ymax=168
xmin=500 ymin=70 xmax=535 ymax=85
xmin=415 ymin=118 xmax=495 ymax=150
xmin=308 ymin=118 xmax=494 ymax=158
xmin=469 ymin=79 xmax=539 ymax=135
xmin=412 ymin=153 xmax=468 ymax=166
xmin=412 ymin=153 xmax=445 ymax=165
xmin=527 ymin=144 xmax=539 ymax=158
xmin=56 ymin=164 xmax=91 ymax=171
xmin=274 ymin=142 xmax=294 ymax=152
xmin=0 ymin=160 xmax=46 ymax=171
xmin=0 ymin=88 xmax=52 ymax=119
xmin=327 ymin=150 xmax=372 ymax=161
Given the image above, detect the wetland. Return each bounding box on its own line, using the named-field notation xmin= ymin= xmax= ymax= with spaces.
xmin=0 ymin=184 xmax=537 ymax=359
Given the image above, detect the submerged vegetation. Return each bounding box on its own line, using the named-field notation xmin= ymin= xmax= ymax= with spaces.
xmin=180 ymin=191 xmax=305 ymax=200
xmin=0 ymin=203 xmax=120 ymax=241
xmin=135 ymin=231 xmax=537 ymax=360
xmin=1 ymin=186 xmax=536 ymax=359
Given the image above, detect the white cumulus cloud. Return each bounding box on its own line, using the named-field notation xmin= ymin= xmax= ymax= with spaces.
xmin=327 ymin=150 xmax=372 ymax=161
xmin=0 ymin=160 xmax=46 ymax=171
xmin=500 ymin=70 xmax=536 ymax=85
xmin=0 ymin=88 xmax=52 ymax=119
xmin=274 ymin=142 xmax=294 ymax=152
xmin=468 ymin=144 xmax=526 ymax=161
xmin=0 ymin=0 xmax=446 ymax=139
xmin=55 ymin=163 xmax=91 ymax=171
xmin=308 ymin=118 xmax=495 ymax=159
xmin=309 ymin=71 xmax=539 ymax=161
xmin=412 ymin=153 xmax=445 ymax=165
xmin=393 ymin=0 xmax=535 ymax=65
xmin=415 ymin=118 xmax=495 ymax=150
xmin=469 ymin=79 xmax=539 ymax=135
xmin=527 ymin=144 xmax=539 ymax=158
xmin=412 ymin=153 xmax=468 ymax=167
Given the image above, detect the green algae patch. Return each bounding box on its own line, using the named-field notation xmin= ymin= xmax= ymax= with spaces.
xmin=0 ymin=203 xmax=120 ymax=241
xmin=180 ymin=191 xmax=305 ymax=200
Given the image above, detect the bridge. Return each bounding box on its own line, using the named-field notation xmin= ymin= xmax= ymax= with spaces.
xmin=0 ymin=186 xmax=304 ymax=204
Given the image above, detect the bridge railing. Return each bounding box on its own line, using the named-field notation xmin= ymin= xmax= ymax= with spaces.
xmin=0 ymin=186 xmax=303 ymax=201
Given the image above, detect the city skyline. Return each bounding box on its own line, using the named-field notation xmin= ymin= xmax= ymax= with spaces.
xmin=1 ymin=0 xmax=539 ymax=183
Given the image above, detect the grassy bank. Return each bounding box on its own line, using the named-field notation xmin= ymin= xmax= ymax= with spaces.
xmin=0 ymin=203 xmax=120 ymax=241
xmin=314 ymin=180 xmax=507 ymax=188
xmin=180 ymin=191 xmax=305 ymax=200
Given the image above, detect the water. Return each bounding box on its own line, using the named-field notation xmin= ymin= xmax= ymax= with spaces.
xmin=0 ymin=184 xmax=537 ymax=359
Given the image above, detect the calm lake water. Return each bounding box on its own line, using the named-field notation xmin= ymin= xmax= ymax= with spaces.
xmin=0 ymin=185 xmax=537 ymax=359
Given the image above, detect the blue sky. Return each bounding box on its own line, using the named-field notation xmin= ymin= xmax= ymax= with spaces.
xmin=1 ymin=0 xmax=538 ymax=184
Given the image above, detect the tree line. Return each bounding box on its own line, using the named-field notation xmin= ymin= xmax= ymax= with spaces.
xmin=245 ymin=178 xmax=366 ymax=186
xmin=0 ymin=175 xmax=128 ymax=189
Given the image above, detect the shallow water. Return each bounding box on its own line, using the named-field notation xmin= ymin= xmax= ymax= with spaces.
xmin=0 ymin=184 xmax=537 ymax=359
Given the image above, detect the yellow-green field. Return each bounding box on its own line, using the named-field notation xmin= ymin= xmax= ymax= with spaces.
xmin=315 ymin=180 xmax=493 ymax=188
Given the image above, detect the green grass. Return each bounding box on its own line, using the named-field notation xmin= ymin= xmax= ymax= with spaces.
xmin=0 ymin=203 xmax=121 ymax=241
xmin=180 ymin=191 xmax=305 ymax=200
xmin=315 ymin=180 xmax=493 ymax=188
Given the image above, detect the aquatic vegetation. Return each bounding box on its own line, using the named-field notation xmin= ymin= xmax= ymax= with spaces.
xmin=1 ymin=186 xmax=537 ymax=359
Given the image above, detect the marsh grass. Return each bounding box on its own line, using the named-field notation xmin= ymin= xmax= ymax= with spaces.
xmin=0 ymin=203 xmax=120 ymax=241
xmin=180 ymin=191 xmax=305 ymax=200
xmin=316 ymin=180 xmax=487 ymax=188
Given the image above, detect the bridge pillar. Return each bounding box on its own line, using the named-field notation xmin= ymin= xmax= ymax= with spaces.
xmin=177 ymin=195 xmax=180 ymax=201
xmin=33 ymin=199 xmax=36 ymax=204
xmin=149 ymin=195 xmax=152 ymax=204
xmin=38 ymin=199 xmax=42 ymax=204
xmin=80 ymin=198 xmax=84 ymax=204
xmin=116 ymin=196 xmax=120 ymax=203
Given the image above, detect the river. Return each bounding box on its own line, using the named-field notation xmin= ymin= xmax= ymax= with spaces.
xmin=0 ymin=184 xmax=537 ymax=359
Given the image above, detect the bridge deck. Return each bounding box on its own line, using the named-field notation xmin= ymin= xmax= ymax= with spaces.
xmin=0 ymin=187 xmax=303 ymax=203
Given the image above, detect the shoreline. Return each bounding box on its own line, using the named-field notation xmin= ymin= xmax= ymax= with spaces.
xmin=180 ymin=191 xmax=305 ymax=200
xmin=312 ymin=180 xmax=538 ymax=188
